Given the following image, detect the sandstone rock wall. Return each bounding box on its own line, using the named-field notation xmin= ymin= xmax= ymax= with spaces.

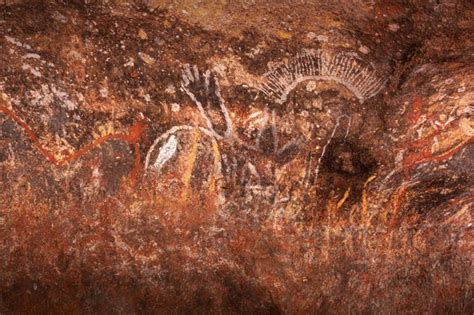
xmin=0 ymin=0 xmax=472 ymax=313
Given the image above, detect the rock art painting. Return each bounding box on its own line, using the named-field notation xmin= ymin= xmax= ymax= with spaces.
xmin=145 ymin=49 xmax=386 ymax=213
xmin=260 ymin=49 xmax=386 ymax=104
xmin=0 ymin=1 xmax=473 ymax=313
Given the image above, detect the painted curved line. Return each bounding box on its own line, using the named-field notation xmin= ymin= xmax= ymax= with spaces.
xmin=0 ymin=97 xmax=146 ymax=184
xmin=144 ymin=125 xmax=217 ymax=172
xmin=260 ymin=49 xmax=386 ymax=104
xmin=269 ymin=75 xmax=379 ymax=104
xmin=403 ymin=136 xmax=474 ymax=173
xmin=144 ymin=124 xmax=226 ymax=205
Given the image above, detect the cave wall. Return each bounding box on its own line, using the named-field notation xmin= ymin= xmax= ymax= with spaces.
xmin=0 ymin=0 xmax=473 ymax=313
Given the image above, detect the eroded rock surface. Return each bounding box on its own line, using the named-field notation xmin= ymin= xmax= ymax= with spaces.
xmin=1 ymin=1 xmax=473 ymax=313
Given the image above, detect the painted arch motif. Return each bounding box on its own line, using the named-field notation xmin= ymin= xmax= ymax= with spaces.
xmin=145 ymin=48 xmax=387 ymax=209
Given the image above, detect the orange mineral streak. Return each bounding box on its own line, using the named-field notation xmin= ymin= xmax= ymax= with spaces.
xmin=374 ymin=2 xmax=403 ymax=19
xmin=0 ymin=97 xmax=147 ymax=183
xmin=408 ymin=98 xmax=424 ymax=124
xmin=388 ymin=184 xmax=408 ymax=228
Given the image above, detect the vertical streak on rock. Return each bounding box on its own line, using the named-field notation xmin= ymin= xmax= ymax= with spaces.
xmin=181 ymin=128 xmax=201 ymax=201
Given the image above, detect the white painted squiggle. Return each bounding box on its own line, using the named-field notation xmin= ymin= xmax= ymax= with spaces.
xmin=309 ymin=115 xmax=350 ymax=188
xmin=144 ymin=125 xmax=216 ymax=171
xmin=144 ymin=124 xmax=226 ymax=206
xmin=260 ymin=49 xmax=386 ymax=104
xmin=152 ymin=134 xmax=178 ymax=171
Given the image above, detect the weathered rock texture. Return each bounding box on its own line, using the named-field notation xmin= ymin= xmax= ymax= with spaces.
xmin=0 ymin=0 xmax=473 ymax=313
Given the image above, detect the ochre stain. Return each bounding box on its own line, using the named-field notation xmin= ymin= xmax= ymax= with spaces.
xmin=388 ymin=184 xmax=408 ymax=228
xmin=207 ymin=138 xmax=222 ymax=196
xmin=276 ymin=30 xmax=292 ymax=40
xmin=336 ymin=187 xmax=351 ymax=210
xmin=361 ymin=175 xmax=376 ymax=226
xmin=408 ymin=98 xmax=424 ymax=124
xmin=374 ymin=2 xmax=403 ymax=19
xmin=181 ymin=127 xmax=201 ymax=201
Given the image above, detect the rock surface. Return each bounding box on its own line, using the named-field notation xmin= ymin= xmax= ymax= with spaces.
xmin=0 ymin=0 xmax=473 ymax=313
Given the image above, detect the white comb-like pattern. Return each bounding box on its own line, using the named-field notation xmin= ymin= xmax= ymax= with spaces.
xmin=260 ymin=49 xmax=386 ymax=104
